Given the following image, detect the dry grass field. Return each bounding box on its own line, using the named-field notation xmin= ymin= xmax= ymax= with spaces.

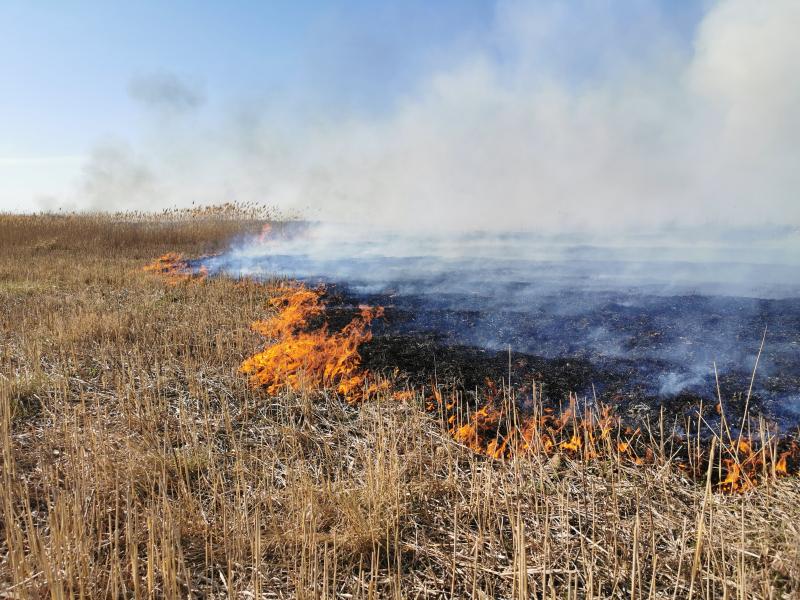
xmin=1 ymin=211 xmax=799 ymax=598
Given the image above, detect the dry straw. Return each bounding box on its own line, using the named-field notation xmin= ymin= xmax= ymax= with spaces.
xmin=1 ymin=210 xmax=798 ymax=598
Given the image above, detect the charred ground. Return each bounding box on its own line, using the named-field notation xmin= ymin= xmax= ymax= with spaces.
xmin=322 ymin=285 xmax=800 ymax=430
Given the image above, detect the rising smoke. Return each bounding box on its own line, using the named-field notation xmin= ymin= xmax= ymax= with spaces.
xmin=86 ymin=0 xmax=799 ymax=413
xmin=127 ymin=72 xmax=206 ymax=116
xmin=70 ymin=0 xmax=800 ymax=234
xmin=197 ymin=221 xmax=800 ymax=417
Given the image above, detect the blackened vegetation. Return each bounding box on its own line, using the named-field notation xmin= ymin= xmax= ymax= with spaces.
xmin=286 ymin=282 xmax=800 ymax=488
xmin=324 ymin=285 xmax=800 ymax=433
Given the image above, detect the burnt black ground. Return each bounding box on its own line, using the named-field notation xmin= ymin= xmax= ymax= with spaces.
xmin=323 ymin=286 xmax=800 ymax=429
xmin=198 ymin=230 xmax=800 ymax=430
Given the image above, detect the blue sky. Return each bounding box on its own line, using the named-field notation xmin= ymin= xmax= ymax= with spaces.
xmin=0 ymin=1 xmax=504 ymax=209
xmin=0 ymin=1 xmax=704 ymax=157
xmin=1 ymin=1 xmax=493 ymax=159
xmin=1 ymin=1 xmax=797 ymax=232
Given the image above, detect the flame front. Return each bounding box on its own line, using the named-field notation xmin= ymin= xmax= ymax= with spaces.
xmin=143 ymin=252 xmax=207 ymax=284
xmin=240 ymin=285 xmax=386 ymax=403
xmin=435 ymin=384 xmax=798 ymax=492
xmin=443 ymin=390 xmax=641 ymax=463
xmin=143 ymin=253 xmax=799 ymax=494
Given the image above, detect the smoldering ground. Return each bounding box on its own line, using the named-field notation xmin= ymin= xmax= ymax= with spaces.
xmin=198 ymin=222 xmax=800 ymax=427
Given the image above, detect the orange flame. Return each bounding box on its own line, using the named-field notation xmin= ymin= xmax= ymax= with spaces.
xmin=430 ymin=384 xmax=798 ymax=493
xmin=452 ymin=404 xmax=508 ymax=459
xmin=240 ymin=285 xmax=387 ymax=403
xmin=711 ymin=438 xmax=800 ymax=493
xmin=441 ymin=391 xmax=628 ymax=462
xmin=560 ymin=434 xmax=582 ymax=453
xmin=776 ymin=451 xmax=790 ymax=475
xmin=719 ymin=459 xmax=755 ymax=493
xmin=143 ymin=252 xmax=207 ymax=284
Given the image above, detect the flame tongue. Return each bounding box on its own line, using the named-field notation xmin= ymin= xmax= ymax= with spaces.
xmin=445 ymin=391 xmax=623 ymax=461
xmin=143 ymin=252 xmax=207 ymax=284
xmin=240 ymin=285 xmax=385 ymax=403
xmin=251 ymin=286 xmax=325 ymax=338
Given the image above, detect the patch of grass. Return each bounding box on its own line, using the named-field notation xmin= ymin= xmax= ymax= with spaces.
xmin=0 ymin=279 xmax=49 ymax=295
xmin=0 ymin=210 xmax=798 ymax=598
xmin=1 ymin=373 xmax=50 ymax=421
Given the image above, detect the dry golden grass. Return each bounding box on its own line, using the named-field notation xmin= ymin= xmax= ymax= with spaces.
xmin=1 ymin=212 xmax=799 ymax=599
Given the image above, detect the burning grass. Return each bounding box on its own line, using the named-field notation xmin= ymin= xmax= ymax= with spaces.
xmin=228 ymin=278 xmax=798 ymax=495
xmin=2 ymin=211 xmax=800 ymax=598
xmin=239 ymin=285 xmax=386 ymax=402
xmin=143 ymin=252 xmax=208 ymax=284
xmin=435 ymin=385 xmax=799 ymax=493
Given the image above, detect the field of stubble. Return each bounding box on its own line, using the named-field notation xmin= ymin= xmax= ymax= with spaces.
xmin=1 ymin=211 xmax=799 ymax=599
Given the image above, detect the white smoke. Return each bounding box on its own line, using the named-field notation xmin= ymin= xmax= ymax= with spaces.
xmin=70 ymin=0 xmax=800 ymax=233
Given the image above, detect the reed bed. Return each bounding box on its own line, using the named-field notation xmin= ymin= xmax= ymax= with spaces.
xmin=1 ymin=212 xmax=798 ymax=598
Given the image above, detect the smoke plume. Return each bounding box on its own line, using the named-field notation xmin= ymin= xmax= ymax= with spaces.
xmin=67 ymin=0 xmax=799 ymax=232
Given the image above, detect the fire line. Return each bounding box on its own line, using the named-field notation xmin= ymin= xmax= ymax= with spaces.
xmin=144 ymin=254 xmax=799 ymax=493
